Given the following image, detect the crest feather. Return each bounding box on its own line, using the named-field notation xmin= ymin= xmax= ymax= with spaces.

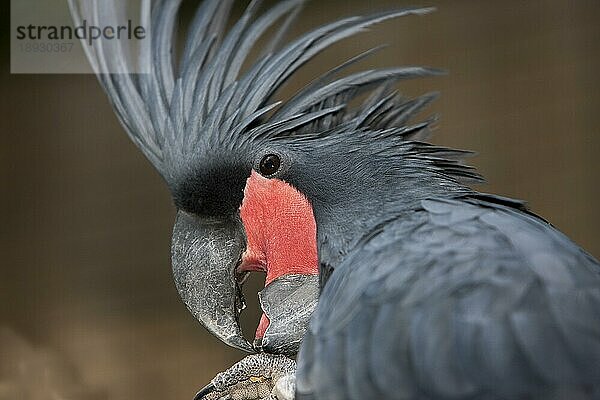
xmin=70 ymin=1 xmax=478 ymax=186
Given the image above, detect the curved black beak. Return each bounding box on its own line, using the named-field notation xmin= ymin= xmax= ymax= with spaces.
xmin=171 ymin=210 xmax=253 ymax=352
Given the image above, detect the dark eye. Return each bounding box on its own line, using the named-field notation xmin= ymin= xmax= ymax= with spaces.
xmin=259 ymin=154 xmax=281 ymax=177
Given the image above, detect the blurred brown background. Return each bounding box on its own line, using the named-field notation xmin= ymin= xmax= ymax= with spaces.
xmin=1 ymin=0 xmax=599 ymax=399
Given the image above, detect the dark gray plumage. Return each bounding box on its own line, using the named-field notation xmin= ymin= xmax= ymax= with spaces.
xmin=68 ymin=0 xmax=443 ymax=192
xmin=297 ymin=195 xmax=600 ymax=399
xmin=70 ymin=1 xmax=600 ymax=399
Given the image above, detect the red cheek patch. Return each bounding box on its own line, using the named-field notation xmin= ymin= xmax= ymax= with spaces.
xmin=239 ymin=171 xmax=319 ymax=340
xmin=239 ymin=170 xmax=319 ymax=286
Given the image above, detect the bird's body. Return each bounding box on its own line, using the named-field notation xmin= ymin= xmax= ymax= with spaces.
xmin=70 ymin=1 xmax=600 ymax=399
xmin=298 ymin=194 xmax=600 ymax=399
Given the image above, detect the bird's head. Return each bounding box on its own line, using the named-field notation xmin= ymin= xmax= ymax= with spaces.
xmin=73 ymin=0 xmax=480 ymax=357
xmin=169 ymin=116 xmax=478 ymax=356
xmin=169 ymin=142 xmax=321 ymax=355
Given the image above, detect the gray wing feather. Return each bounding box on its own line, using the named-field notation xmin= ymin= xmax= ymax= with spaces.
xmin=297 ymin=198 xmax=600 ymax=399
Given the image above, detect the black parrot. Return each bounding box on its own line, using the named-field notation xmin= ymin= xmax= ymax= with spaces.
xmin=70 ymin=0 xmax=600 ymax=399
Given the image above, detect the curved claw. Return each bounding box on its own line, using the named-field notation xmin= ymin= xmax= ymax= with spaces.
xmin=193 ymin=383 xmax=216 ymax=400
xmin=193 ymin=354 xmax=297 ymax=400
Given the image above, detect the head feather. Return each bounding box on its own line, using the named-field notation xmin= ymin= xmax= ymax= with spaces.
xmin=69 ymin=0 xmax=481 ymax=188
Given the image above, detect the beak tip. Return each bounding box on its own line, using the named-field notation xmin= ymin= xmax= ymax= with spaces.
xmin=225 ymin=335 xmax=254 ymax=353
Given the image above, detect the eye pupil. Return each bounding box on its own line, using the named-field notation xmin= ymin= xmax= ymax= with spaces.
xmin=259 ymin=154 xmax=281 ymax=176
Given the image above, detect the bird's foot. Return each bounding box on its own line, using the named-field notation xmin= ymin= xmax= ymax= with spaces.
xmin=194 ymin=353 xmax=296 ymax=400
